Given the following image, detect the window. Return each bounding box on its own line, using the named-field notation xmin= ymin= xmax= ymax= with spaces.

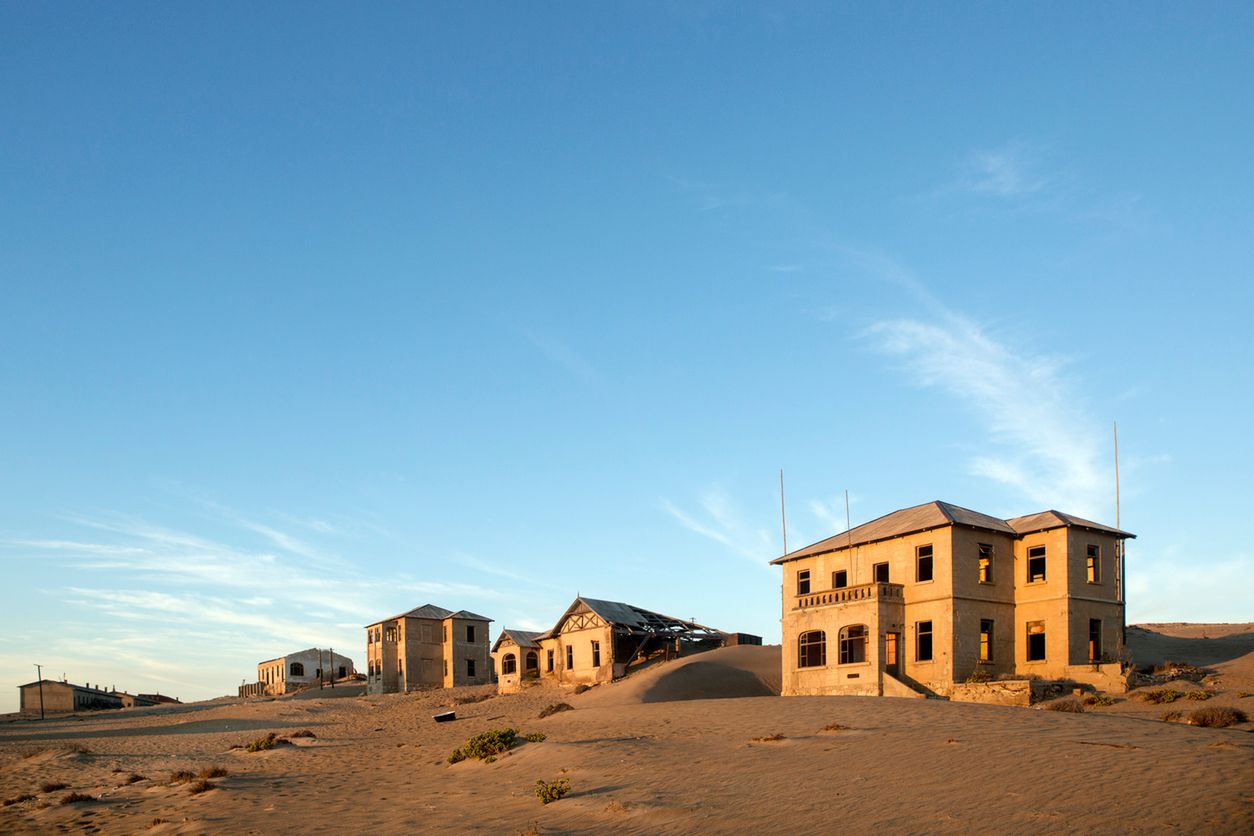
xmin=466 ymin=624 xmax=476 ymax=643
xmin=839 ymin=625 xmax=868 ymax=664
xmin=873 ymin=562 xmax=889 ymax=583
xmin=338 ymin=666 xmax=346 ymax=679
xmin=797 ymin=569 xmax=811 ymax=595
xmin=1089 ymin=619 xmax=1102 ymax=661
xmin=501 ymin=653 xmax=517 ymax=675
xmin=916 ymin=621 xmax=933 ymax=661
xmin=1027 ymin=546 xmax=1046 ymax=583
xmin=526 ymin=651 xmax=538 ymax=672
xmin=546 ymin=649 xmax=554 ymax=672
xmin=290 ymin=662 xmax=305 ymax=676
xmin=1086 ymin=545 xmax=1101 ymax=583
xmin=444 ymin=659 xmax=449 ymax=677
xmin=798 ymin=630 xmax=826 ymax=668
xmin=1026 ymin=621 xmax=1046 ymax=661
xmin=978 ymin=544 xmax=993 ymax=583
xmin=916 ymin=545 xmax=933 ymax=582
xmin=591 ymin=641 xmax=601 ymax=667
xmin=466 ymin=658 xmax=476 ymax=678
xmin=979 ymin=619 xmax=994 ymax=662
xmin=832 ymin=569 xmax=848 ymax=589
xmin=385 ymin=626 xmax=397 ymax=642
xmin=565 ymin=645 xmax=573 ymax=669
xmin=442 ymin=625 xmax=448 ymax=642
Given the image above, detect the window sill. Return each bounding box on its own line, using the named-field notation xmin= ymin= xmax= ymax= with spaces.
xmin=837 ymin=661 xmax=872 ymax=668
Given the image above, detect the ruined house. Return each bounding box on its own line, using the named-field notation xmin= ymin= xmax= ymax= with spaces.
xmin=772 ymin=500 xmax=1134 ymax=698
xmin=512 ymin=597 xmax=729 ymax=687
xmin=17 ymin=680 xmax=156 ymax=714
xmin=490 ymin=629 xmax=542 ymax=693
xmin=364 ymin=604 xmax=491 ymax=694
xmin=246 ymin=648 xmax=357 ymax=697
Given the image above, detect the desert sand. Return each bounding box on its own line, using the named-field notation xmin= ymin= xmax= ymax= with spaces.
xmin=1 ymin=624 xmax=1250 ymax=834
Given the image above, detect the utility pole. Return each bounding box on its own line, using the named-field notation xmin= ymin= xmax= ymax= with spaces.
xmin=330 ymin=647 xmax=335 ymax=689
xmin=34 ymin=664 xmax=45 ymax=720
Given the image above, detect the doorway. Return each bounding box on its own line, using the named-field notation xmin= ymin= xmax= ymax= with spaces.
xmin=885 ymin=632 xmax=900 ymax=677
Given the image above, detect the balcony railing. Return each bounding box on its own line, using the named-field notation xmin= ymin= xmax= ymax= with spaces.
xmin=794 ymin=582 xmax=904 ymax=610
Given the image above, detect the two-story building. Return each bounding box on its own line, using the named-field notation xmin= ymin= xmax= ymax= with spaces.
xmin=364 ymin=604 xmax=492 ymax=694
xmin=248 ymin=648 xmax=357 ymax=696
xmin=772 ymin=500 xmax=1133 ymax=697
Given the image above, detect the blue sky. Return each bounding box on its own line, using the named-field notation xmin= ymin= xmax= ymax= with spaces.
xmin=2 ymin=3 xmax=1251 ymax=711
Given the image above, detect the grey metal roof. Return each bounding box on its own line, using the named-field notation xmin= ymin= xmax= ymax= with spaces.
xmin=1006 ymin=510 xmax=1136 ymax=539
xmin=772 ymin=500 xmax=1134 ymax=565
xmin=771 ymin=500 xmax=1017 ymax=564
xmin=449 ymin=609 xmax=493 ymax=622
xmin=537 ymin=596 xmax=721 ymax=639
xmin=366 ymin=603 xmax=453 ymax=626
xmin=491 ymin=629 xmax=542 ymax=652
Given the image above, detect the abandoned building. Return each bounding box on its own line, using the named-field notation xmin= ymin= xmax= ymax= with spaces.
xmin=364 ymin=604 xmax=492 ymax=694
xmin=242 ymin=648 xmax=357 ymax=697
xmin=772 ymin=500 xmax=1134 ymax=698
xmin=494 ymin=596 xmax=737 ymax=689
xmin=490 ymin=629 xmax=543 ymax=693
xmin=17 ymin=680 xmax=162 ymax=714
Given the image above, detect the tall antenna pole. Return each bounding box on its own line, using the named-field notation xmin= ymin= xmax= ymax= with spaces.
xmin=779 ymin=469 xmax=788 ymax=556
xmin=1114 ymin=421 xmax=1121 ymax=530
xmin=1115 ymin=421 xmax=1126 ymax=643
xmin=35 ymin=664 xmax=45 ymax=720
xmin=845 ymin=490 xmax=853 ymax=585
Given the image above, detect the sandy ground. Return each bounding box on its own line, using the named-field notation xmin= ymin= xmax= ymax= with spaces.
xmin=1 ymin=626 xmax=1250 ymax=834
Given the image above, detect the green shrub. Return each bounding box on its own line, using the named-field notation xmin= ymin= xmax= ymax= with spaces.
xmin=245 ymin=733 xmax=281 ymax=752
xmin=1139 ymin=688 xmax=1183 ymax=704
xmin=1187 ymin=706 xmax=1247 ymax=728
xmin=1045 ymin=698 xmax=1084 ymax=713
xmin=448 ymin=728 xmax=518 ymax=764
xmin=964 ymin=669 xmax=993 ymax=684
xmin=1083 ymin=694 xmax=1115 ymax=707
xmin=534 ymin=778 xmax=571 ymax=805
xmin=524 ymin=732 xmax=547 ymax=743
xmin=1184 ymin=690 xmax=1214 ymax=701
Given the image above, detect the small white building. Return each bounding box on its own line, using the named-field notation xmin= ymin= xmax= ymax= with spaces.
xmin=248 ymin=648 xmax=356 ymax=696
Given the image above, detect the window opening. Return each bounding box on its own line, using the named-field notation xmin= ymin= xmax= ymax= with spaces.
xmin=1027 ymin=546 xmax=1046 ymax=583
xmin=916 ymin=544 xmax=933 ymax=582
xmin=839 ymin=625 xmax=868 ymax=664
xmin=833 ymin=569 xmax=848 ymax=589
xmin=978 ymin=543 xmax=993 ymax=583
xmin=797 ymin=569 xmax=811 ymax=595
xmin=873 ymin=562 xmax=889 ymax=583
xmin=916 ymin=621 xmax=933 ymax=661
xmin=1026 ymin=621 xmax=1046 ymax=661
xmin=979 ymin=619 xmax=994 ymax=662
xmin=1086 ymin=545 xmax=1101 ymax=583
xmin=798 ymin=630 xmax=826 ymax=668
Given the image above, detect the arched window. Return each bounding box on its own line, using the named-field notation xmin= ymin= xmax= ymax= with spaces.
xmin=290 ymin=662 xmax=305 ymax=676
xmin=502 ymin=653 xmax=517 ymax=675
xmin=798 ymin=631 xmax=826 ymax=668
xmin=839 ymin=625 xmax=868 ymax=665
xmin=525 ymin=651 xmax=539 ymax=673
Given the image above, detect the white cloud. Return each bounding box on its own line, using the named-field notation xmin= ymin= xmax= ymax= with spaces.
xmin=959 ymin=142 xmax=1047 ymax=198
xmin=661 ymin=489 xmax=779 ymax=566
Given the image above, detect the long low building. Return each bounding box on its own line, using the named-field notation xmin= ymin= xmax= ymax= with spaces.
xmin=18 ymin=680 xmax=164 ymax=714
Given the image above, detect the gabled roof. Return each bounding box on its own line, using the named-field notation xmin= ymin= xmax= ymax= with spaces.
xmin=1006 ymin=510 xmax=1135 ymax=539
xmin=491 ymin=629 xmax=542 ymax=653
xmin=771 ymin=500 xmax=1016 ymax=564
xmin=448 ymin=609 xmax=492 ymax=622
xmin=537 ymin=596 xmax=721 ymax=640
xmin=365 ymin=604 xmax=493 ymax=628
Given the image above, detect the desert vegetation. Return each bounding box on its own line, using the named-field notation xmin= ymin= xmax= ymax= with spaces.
xmin=533 ymin=778 xmax=570 ymax=805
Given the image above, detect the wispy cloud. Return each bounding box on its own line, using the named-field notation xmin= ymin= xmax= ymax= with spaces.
xmin=521 ymin=329 xmax=599 ymax=386
xmin=865 ymin=301 xmax=1108 ymax=516
xmin=661 ymin=488 xmax=779 ymax=566
xmin=957 ymin=142 xmax=1047 ymax=198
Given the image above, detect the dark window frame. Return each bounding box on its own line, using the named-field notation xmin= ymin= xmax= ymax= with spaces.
xmin=916 ymin=621 xmax=933 ymax=662
xmin=979 ymin=619 xmax=994 ymax=662
xmin=873 ymin=562 xmax=890 ymax=583
xmin=833 ymin=569 xmax=848 ymax=589
xmin=916 ymin=544 xmax=934 ymax=583
xmin=978 ymin=543 xmax=993 ymax=584
xmin=798 ymin=630 xmax=826 ymax=668
xmin=1027 ymin=546 xmax=1047 ymax=583
xmin=838 ymin=625 xmax=868 ymax=664
xmin=797 ymin=569 xmax=811 ymax=595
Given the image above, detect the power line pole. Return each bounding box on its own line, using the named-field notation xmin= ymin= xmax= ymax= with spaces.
xmin=330 ymin=647 xmax=335 ymax=689
xmin=34 ymin=664 xmax=45 ymax=720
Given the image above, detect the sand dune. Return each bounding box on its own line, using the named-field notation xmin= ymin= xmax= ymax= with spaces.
xmin=0 ymin=625 xmax=1249 ymax=834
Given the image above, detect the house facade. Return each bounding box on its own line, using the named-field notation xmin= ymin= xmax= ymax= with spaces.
xmin=364 ymin=604 xmax=491 ymax=694
xmin=496 ymin=597 xmax=731 ymax=689
xmin=251 ymin=648 xmax=357 ymax=696
xmin=772 ymin=501 xmax=1133 ymax=698
xmin=491 ymin=629 xmax=542 ymax=693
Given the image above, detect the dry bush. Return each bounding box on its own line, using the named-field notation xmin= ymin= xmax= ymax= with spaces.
xmin=750 ymin=733 xmax=785 ymax=742
xmin=1045 ymin=698 xmax=1085 ymax=713
xmin=122 ymin=773 xmax=146 ymax=785
xmin=39 ymin=781 xmax=68 ymax=793
xmin=3 ymin=793 xmax=36 ymax=806
xmin=1161 ymin=710 xmax=1182 ymax=722
xmin=187 ymin=779 xmax=215 ymax=794
xmin=244 ymin=732 xmax=289 ymax=752
xmin=573 ymin=684 xmax=591 ymax=695
xmin=288 ymin=729 xmax=316 ymax=738
xmin=198 ymin=765 xmax=229 ymax=779
xmin=820 ymin=722 xmax=849 ymax=732
xmin=534 ymin=778 xmax=570 ymax=805
xmin=149 ymin=819 xmax=169 ymax=828
xmin=59 ymin=792 xmax=94 ymax=805
xmin=1186 ymin=706 xmax=1248 ymax=728
xmin=168 ymin=770 xmax=195 ymax=784
xmin=538 ymin=703 xmax=573 ymax=719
